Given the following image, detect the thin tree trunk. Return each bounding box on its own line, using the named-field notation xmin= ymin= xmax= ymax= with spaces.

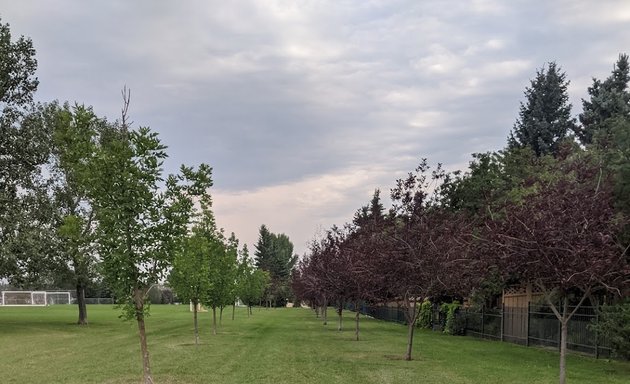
xmin=212 ymin=306 xmax=217 ymax=335
xmin=559 ymin=298 xmax=568 ymax=384
xmin=76 ymin=282 xmax=88 ymax=325
xmin=315 ymin=306 xmax=320 ymax=318
xmin=355 ymin=302 xmax=361 ymax=341
xmin=539 ymin=285 xmax=591 ymax=384
xmin=134 ymin=288 xmax=153 ymax=384
xmin=405 ymin=300 xmax=417 ymax=361
xmin=219 ymin=306 xmax=224 ymax=326
xmin=232 ymin=302 xmax=236 ymax=321
xmin=247 ymin=305 xmax=251 ymax=317
xmin=323 ymin=300 xmax=328 ymax=325
xmin=192 ymin=299 xmax=199 ymax=346
xmin=337 ymin=304 xmax=343 ymax=331
xmin=405 ymin=320 xmax=415 ymax=361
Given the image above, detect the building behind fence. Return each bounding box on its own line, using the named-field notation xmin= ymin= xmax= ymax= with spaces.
xmin=353 ymin=303 xmax=612 ymax=359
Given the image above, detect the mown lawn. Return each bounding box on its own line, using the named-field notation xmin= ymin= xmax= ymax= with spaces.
xmin=0 ymin=305 xmax=628 ymax=383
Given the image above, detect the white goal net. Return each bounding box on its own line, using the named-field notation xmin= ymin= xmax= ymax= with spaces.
xmin=1 ymin=291 xmax=72 ymax=306
xmin=46 ymin=292 xmax=72 ymax=305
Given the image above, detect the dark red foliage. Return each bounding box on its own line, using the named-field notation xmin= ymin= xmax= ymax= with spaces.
xmin=379 ymin=208 xmax=476 ymax=306
xmin=482 ymin=157 xmax=629 ymax=295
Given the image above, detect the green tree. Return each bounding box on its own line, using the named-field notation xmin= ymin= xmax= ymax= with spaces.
xmin=578 ymin=54 xmax=630 ymax=145
xmin=0 ymin=18 xmax=54 ymax=283
xmin=245 ymin=269 xmax=270 ymax=315
xmin=439 ymin=152 xmax=506 ymax=216
xmin=254 ymin=225 xmax=297 ymax=306
xmin=202 ymin=230 xmax=232 ymax=334
xmin=219 ymin=232 xmax=239 ymax=325
xmin=237 ymin=246 xmax=270 ymax=316
xmin=232 ymin=243 xmax=249 ymax=320
xmin=0 ymin=18 xmax=38 ymax=111
xmin=440 ymin=146 xmax=563 ymax=219
xmin=87 ymin=94 xmax=212 ymax=384
xmin=169 ymin=180 xmax=214 ymax=344
xmin=591 ymin=299 xmax=630 ymax=360
xmin=189 ymin=199 xmax=238 ymax=335
xmin=254 ymin=224 xmax=274 ymax=271
xmin=579 ymin=54 xmax=630 ymax=246
xmin=1 ymin=181 xmax=61 ymax=288
xmin=508 ymin=62 xmax=576 ymax=156
xmin=170 ymin=233 xmax=212 ymax=345
xmin=47 ymin=102 xmax=106 ymax=325
xmin=609 ymin=119 xmax=630 ymax=216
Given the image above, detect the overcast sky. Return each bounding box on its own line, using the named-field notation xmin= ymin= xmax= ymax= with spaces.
xmin=2 ymin=1 xmax=630 ymax=256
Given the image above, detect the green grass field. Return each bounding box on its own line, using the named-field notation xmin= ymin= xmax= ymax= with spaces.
xmin=0 ymin=305 xmax=628 ymax=383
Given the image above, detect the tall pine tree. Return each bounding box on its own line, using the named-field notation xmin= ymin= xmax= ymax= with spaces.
xmin=254 ymin=224 xmax=297 ymax=306
xmin=578 ymin=53 xmax=630 ymax=146
xmin=509 ymin=62 xmax=575 ymax=156
xmin=579 ymin=54 xmax=630 ymax=248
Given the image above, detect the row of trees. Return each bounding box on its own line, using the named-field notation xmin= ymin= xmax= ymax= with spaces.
xmin=292 ymin=56 xmax=630 ymax=384
xmin=169 ymin=190 xmax=270 ymax=343
xmin=0 ymin=19 xmax=280 ymax=384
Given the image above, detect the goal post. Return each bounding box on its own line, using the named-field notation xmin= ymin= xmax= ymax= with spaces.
xmin=1 ymin=291 xmax=73 ymax=306
xmin=46 ymin=292 xmax=72 ymax=305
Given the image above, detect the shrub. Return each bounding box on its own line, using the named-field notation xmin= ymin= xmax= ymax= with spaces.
xmin=418 ymin=300 xmax=432 ymax=329
xmin=590 ymin=299 xmax=630 ymax=360
xmin=440 ymin=301 xmax=462 ymax=335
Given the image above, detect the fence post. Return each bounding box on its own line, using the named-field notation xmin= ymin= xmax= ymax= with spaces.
xmin=595 ymin=309 xmax=599 ymax=359
xmin=526 ymin=302 xmax=530 ymax=347
xmin=464 ymin=308 xmax=468 ymax=336
xmin=557 ymin=308 xmax=561 ymax=352
xmin=500 ymin=307 xmax=504 ymax=342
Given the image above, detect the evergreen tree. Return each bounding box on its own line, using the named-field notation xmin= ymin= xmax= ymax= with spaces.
xmin=254 ymin=224 xmax=274 ymax=271
xmin=508 ymin=62 xmax=576 ymax=156
xmin=254 ymin=225 xmax=297 ymax=280
xmin=353 ymin=189 xmax=385 ymax=227
xmin=579 ymin=54 xmax=630 ymax=247
xmin=579 ymin=54 xmax=630 ymax=145
xmin=254 ymin=225 xmax=297 ymax=306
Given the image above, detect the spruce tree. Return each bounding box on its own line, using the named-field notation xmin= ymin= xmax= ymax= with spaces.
xmin=578 ymin=53 xmax=630 ymax=145
xmin=254 ymin=224 xmax=297 ymax=306
xmin=508 ymin=62 xmax=575 ymax=156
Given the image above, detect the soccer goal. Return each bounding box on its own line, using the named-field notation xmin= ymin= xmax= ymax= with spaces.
xmin=46 ymin=291 xmax=72 ymax=305
xmin=1 ymin=291 xmax=72 ymax=306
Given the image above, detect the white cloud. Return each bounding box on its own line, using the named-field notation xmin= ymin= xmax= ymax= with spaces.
xmin=412 ymin=44 xmax=464 ymax=74
xmin=213 ymin=165 xmax=392 ymax=256
xmin=470 ymin=0 xmax=507 ymax=15
xmin=555 ymin=0 xmax=630 ymax=25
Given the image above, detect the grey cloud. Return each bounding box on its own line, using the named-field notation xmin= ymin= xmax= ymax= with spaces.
xmin=2 ymin=0 xmax=630 ymax=252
